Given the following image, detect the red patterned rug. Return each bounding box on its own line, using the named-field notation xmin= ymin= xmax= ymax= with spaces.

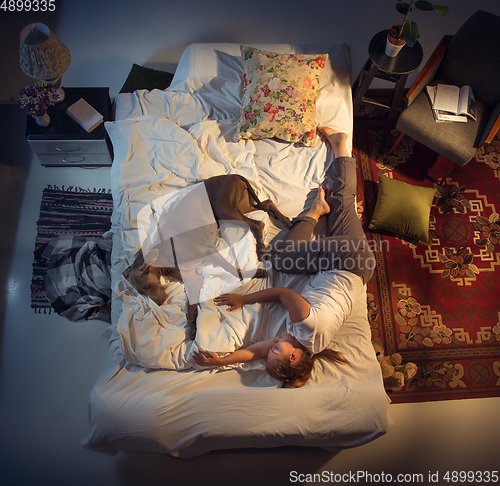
xmin=354 ymin=91 xmax=500 ymax=403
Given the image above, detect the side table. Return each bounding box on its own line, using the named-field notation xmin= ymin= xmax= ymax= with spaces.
xmin=353 ymin=30 xmax=423 ymax=150
xmin=26 ymin=87 xmax=113 ymax=168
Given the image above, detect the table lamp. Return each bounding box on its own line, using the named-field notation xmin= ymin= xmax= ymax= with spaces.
xmin=19 ymin=23 xmax=71 ymax=102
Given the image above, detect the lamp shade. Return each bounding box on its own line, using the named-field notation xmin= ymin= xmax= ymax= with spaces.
xmin=19 ymin=23 xmax=71 ymax=81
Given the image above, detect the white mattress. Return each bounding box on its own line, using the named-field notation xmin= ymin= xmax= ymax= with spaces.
xmin=82 ymin=42 xmax=392 ymax=458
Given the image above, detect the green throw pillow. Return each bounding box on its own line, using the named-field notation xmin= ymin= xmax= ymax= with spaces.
xmin=369 ymin=176 xmax=436 ymax=243
xmin=119 ymin=64 xmax=174 ymax=93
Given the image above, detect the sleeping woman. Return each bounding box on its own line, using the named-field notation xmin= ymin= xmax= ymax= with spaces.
xmin=193 ymin=127 xmax=376 ymax=388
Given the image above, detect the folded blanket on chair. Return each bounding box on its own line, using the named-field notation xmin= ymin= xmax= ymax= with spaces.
xmin=41 ymin=235 xmax=113 ymax=323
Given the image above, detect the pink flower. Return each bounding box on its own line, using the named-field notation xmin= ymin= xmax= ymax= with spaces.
xmin=302 ymin=76 xmax=312 ymax=90
xmin=16 ymin=82 xmax=59 ymax=118
xmin=244 ymin=110 xmax=255 ymax=120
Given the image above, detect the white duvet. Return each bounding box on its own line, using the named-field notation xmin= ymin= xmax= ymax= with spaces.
xmin=82 ymin=43 xmax=392 ymax=458
xmin=108 ymin=114 xmax=335 ymax=370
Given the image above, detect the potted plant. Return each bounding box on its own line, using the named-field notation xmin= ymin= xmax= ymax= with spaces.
xmin=385 ymin=0 xmax=449 ymax=57
xmin=13 ymin=82 xmax=60 ymax=126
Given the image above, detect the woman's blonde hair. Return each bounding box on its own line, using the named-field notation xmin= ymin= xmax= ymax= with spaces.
xmin=266 ymin=348 xmax=348 ymax=388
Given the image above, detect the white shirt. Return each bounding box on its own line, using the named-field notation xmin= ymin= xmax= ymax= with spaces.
xmin=286 ymin=270 xmax=364 ymax=355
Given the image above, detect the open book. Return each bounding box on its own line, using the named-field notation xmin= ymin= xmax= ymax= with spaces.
xmin=426 ymin=84 xmax=477 ymax=123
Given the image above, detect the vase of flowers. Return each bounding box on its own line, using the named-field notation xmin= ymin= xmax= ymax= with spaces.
xmin=385 ymin=0 xmax=449 ymax=56
xmin=15 ymin=82 xmax=60 ymax=126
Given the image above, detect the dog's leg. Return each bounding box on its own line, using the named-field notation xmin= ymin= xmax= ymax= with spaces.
xmin=237 ymin=175 xmax=293 ymax=229
xmin=258 ymin=199 xmax=293 ymax=228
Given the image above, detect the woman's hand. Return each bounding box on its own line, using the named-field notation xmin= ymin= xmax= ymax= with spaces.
xmin=214 ymin=288 xmax=310 ymax=322
xmin=214 ymin=293 xmax=245 ymax=312
xmin=193 ymin=349 xmax=223 ymax=367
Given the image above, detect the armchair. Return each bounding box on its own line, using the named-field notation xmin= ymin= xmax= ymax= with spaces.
xmin=388 ymin=10 xmax=500 ymax=181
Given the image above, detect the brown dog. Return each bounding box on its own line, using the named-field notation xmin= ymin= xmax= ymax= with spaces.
xmin=123 ymin=174 xmax=292 ymax=322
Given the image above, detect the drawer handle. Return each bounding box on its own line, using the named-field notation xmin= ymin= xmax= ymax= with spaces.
xmin=63 ymin=156 xmax=85 ymax=163
xmin=56 ymin=147 xmax=82 ymax=152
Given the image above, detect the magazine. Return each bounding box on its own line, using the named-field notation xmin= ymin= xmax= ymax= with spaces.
xmin=426 ymin=84 xmax=477 ymax=123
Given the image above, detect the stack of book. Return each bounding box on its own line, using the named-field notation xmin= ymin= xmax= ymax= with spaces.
xmin=426 ymin=84 xmax=477 ymax=123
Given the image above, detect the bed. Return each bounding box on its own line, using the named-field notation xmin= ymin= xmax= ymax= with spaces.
xmin=81 ymin=42 xmax=393 ymax=459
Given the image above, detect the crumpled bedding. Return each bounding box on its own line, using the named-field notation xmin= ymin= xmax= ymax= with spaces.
xmin=106 ymin=43 xmax=354 ymax=370
xmin=107 ymin=116 xmax=289 ymax=370
xmin=82 ymin=42 xmax=392 ymax=458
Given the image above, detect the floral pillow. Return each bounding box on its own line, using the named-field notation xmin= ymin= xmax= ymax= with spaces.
xmin=237 ymin=46 xmax=328 ymax=146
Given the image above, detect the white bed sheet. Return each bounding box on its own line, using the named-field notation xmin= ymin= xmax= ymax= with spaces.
xmin=82 ymin=43 xmax=392 ymax=458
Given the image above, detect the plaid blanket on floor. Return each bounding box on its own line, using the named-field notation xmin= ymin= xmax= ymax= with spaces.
xmin=40 ymin=235 xmax=113 ymax=323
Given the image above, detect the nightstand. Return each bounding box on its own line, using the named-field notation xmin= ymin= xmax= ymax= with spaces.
xmin=26 ymin=87 xmax=113 ymax=167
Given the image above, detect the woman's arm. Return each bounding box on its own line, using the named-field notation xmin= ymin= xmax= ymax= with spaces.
xmin=195 ymin=288 xmax=311 ymax=367
xmin=214 ymin=287 xmax=311 ymax=323
xmin=193 ymin=339 xmax=274 ymax=367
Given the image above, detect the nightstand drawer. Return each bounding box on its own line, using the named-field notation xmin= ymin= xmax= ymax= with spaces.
xmin=28 ymin=139 xmax=109 ymax=155
xmin=36 ymin=152 xmax=112 ymax=167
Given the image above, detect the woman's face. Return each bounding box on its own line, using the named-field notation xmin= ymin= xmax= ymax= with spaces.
xmin=267 ymin=334 xmax=297 ymax=367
